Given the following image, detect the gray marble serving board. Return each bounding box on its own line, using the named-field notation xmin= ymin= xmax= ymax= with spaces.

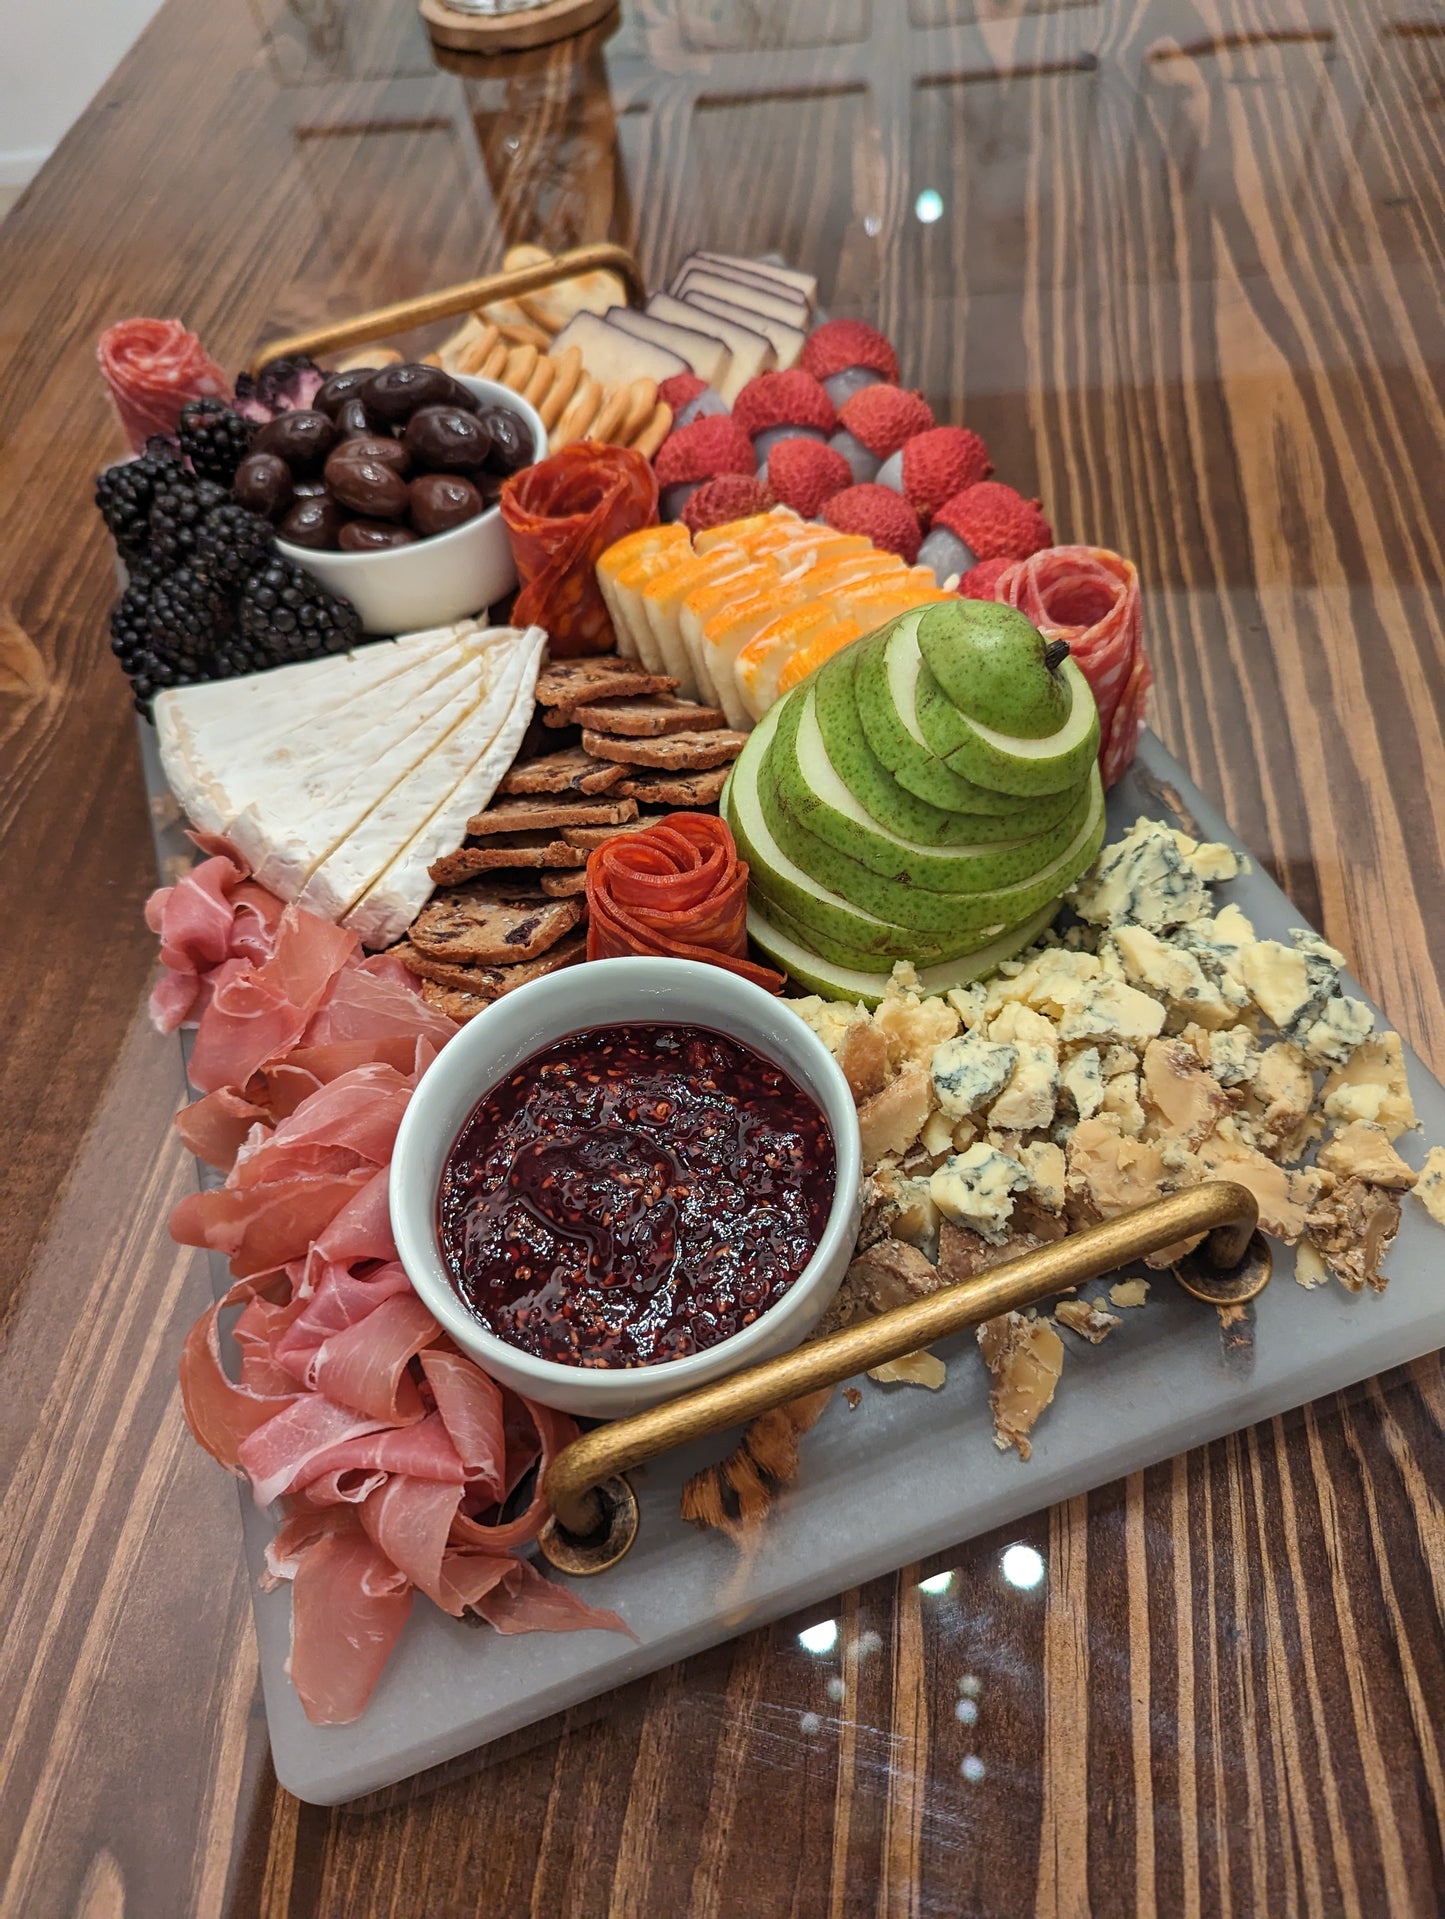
xmin=139 ymin=723 xmax=1445 ymax=1806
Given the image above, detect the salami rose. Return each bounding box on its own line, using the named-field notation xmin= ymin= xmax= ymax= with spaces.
xmin=993 ymin=545 xmax=1151 ymax=786
xmin=98 ymin=318 xmax=231 ymax=452
xmin=500 ymin=444 xmax=658 ymax=657
xmin=586 ymin=812 xmax=784 ymax=991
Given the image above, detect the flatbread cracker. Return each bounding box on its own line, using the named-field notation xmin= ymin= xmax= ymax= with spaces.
xmin=560 ymin=816 xmax=665 ymax=850
xmin=535 ymin=656 xmax=678 ymax=708
xmin=613 ymin=767 xmax=730 ymax=806
xmin=582 ymin=728 xmax=747 ymax=771
xmin=541 ymin=869 xmax=590 ymax=896
xmin=499 ymin=747 xmax=626 ymax=796
xmin=565 ymin=695 xmax=725 ymax=737
xmin=409 ymin=885 xmax=583 ymax=965
xmin=466 ymin=792 xmax=638 ymax=836
xmin=428 ymin=834 xmax=588 ymax=883
xmin=413 ymin=929 xmax=588 ymax=1015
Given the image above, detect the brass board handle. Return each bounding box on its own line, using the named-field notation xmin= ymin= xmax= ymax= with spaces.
xmin=249 ymin=241 xmax=646 ymax=374
xmin=538 ymin=1180 xmax=1262 ymax=1572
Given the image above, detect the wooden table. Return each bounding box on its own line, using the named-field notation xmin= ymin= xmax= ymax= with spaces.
xmin=2 ymin=1 xmax=1442 ymax=1912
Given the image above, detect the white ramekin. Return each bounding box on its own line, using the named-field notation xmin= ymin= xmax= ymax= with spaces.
xmin=390 ymin=957 xmax=863 ymax=1418
xmin=277 ymin=376 xmax=545 ymax=636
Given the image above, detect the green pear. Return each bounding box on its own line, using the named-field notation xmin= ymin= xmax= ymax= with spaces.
xmin=766 ymin=684 xmax=1097 ymax=894
xmin=916 ymin=599 xmax=1072 ymax=737
xmin=746 ymin=896 xmax=1064 ymax=1008
xmin=758 ymin=752 xmax=1105 ymax=937
xmin=915 ymin=654 xmax=1100 ymax=796
xmin=852 ymin=615 xmax=1035 ymax=813
xmin=813 ymin=648 xmax=1076 ymax=845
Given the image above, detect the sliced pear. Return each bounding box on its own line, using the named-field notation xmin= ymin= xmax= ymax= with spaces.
xmin=854 ymin=615 xmax=1036 ymax=815
xmin=812 ymin=647 xmax=1080 ymax=846
xmin=748 ymin=898 xmax=1063 ymax=1006
xmin=758 ymin=740 xmax=1103 ymax=935
xmin=915 ymin=654 xmax=1101 ymax=796
xmin=916 ymin=599 xmax=1072 ymax=737
xmin=723 ymin=712 xmax=962 ymax=961
xmin=769 ymin=683 xmax=1097 ymax=892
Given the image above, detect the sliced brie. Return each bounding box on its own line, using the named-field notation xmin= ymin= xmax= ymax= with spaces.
xmin=342 ymin=626 xmax=548 ymax=949
xmin=232 ymin=654 xmax=489 ymax=896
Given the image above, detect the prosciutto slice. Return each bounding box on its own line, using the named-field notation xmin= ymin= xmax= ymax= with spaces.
xmin=992 ymin=545 xmax=1151 ymax=787
xmin=500 ymin=444 xmax=659 ymax=656
xmin=97 ymin=317 xmax=230 ymax=452
xmin=586 ymin=811 xmax=784 ymax=991
xmin=167 ymin=866 xmax=632 ymax=1722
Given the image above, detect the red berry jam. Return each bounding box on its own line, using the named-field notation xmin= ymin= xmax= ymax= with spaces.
xmin=437 ymin=1024 xmax=835 ymax=1369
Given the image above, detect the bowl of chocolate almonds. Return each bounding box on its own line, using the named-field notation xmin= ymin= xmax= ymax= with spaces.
xmin=253 ymin=363 xmax=545 ymax=633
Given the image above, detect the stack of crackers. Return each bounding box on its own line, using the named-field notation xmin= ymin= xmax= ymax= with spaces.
xmin=395 ymin=654 xmax=749 ymax=1020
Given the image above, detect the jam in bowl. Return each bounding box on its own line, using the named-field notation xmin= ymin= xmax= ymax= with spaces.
xmin=389 ymin=959 xmax=863 ymax=1418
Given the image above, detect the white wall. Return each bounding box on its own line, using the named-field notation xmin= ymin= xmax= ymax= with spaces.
xmin=0 ymin=0 xmax=165 ymax=186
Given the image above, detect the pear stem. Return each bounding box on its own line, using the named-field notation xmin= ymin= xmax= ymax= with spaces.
xmin=1043 ymin=639 xmax=1071 ymax=672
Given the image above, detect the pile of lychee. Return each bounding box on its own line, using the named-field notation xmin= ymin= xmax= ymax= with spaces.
xmin=650 ymin=318 xmax=1052 ymax=593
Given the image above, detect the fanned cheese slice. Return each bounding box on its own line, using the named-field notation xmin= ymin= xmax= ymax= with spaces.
xmin=235 ymin=656 xmax=491 ymax=897
xmin=157 ymin=621 xmax=476 ymax=768
xmin=334 ymin=626 xmax=548 ymax=947
xmin=157 ymin=622 xmax=487 ymax=832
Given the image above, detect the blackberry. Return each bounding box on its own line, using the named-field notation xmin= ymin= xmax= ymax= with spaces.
xmin=192 ymin=501 xmax=273 ymax=588
xmin=148 ymin=565 xmax=232 ymax=661
xmin=94 ymin=440 xmax=182 ymax=562
xmin=178 ymin=398 xmax=255 ymax=484
xmin=109 ymin=582 xmax=155 ymax=671
xmin=148 ymin=474 xmax=228 ymax=569
xmin=238 ymin=557 xmax=361 ymax=662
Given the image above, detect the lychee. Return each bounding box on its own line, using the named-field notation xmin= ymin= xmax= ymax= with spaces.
xmin=653 ymin=414 xmax=756 ymax=487
xmin=767 ymin=438 xmax=853 ymax=518
xmin=837 ymin=385 xmax=935 ymax=461
xmin=800 ymin=318 xmax=900 ymax=386
xmin=821 ymin=484 xmax=922 ymax=563
xmin=875 ymin=426 xmax=992 ymax=520
xmin=933 ymin=481 xmax=1052 ymax=562
xmin=732 ymin=368 xmax=836 ymax=440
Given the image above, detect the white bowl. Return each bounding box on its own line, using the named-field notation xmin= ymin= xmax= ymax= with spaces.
xmin=390 ymin=958 xmax=863 ymax=1418
xmin=276 ymin=375 xmax=546 ymax=636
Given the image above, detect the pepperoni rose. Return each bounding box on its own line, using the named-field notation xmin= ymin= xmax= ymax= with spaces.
xmin=500 ymin=443 xmax=659 ymax=657
xmin=586 ymin=812 xmax=784 ymax=991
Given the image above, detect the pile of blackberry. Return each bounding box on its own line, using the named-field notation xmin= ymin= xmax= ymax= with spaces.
xmin=95 ymin=403 xmax=362 ymax=715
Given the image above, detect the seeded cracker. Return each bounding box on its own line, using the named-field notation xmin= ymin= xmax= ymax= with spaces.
xmin=534 ymin=656 xmax=677 ymax=709
xmin=499 ymin=747 xmax=626 ymax=797
xmin=614 ymin=768 xmax=730 ymax=807
xmin=408 ymin=887 xmax=583 ymax=965
xmin=428 ymin=835 xmax=587 ymax=884
xmin=563 ymin=695 xmax=727 ymax=737
xmin=465 ymin=793 xmax=639 ymax=837
xmin=582 ymin=727 xmax=748 ymax=771
xmin=411 ymin=930 xmax=589 ymax=1014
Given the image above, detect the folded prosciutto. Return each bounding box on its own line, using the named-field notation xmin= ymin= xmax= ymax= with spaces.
xmin=993 ymin=545 xmax=1151 ymax=787
xmin=165 ymin=859 xmax=631 ymax=1724
xmin=586 ymin=811 xmax=784 ymax=991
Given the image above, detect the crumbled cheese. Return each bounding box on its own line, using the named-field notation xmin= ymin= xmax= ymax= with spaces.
xmin=929 ymin=1143 xmax=1029 ymax=1242
xmin=786 ymin=995 xmax=868 ymax=1054
xmin=868 ymin=1350 xmax=946 ymax=1389
xmin=1198 ymin=1024 xmax=1260 ymax=1087
xmin=1294 ymin=1241 xmax=1329 ymax=1289
xmin=1056 ymin=978 xmax=1166 ymax=1047
xmin=874 ymin=990 xmax=959 ymax=1072
xmin=1239 ymin=939 xmax=1313 ymax=1031
xmin=1140 ymin=1037 xmax=1231 ymax=1148
xmin=1068 ymin=817 xmax=1217 ymax=930
xmin=1317 ymin=1121 xmax=1417 ymax=1190
xmin=1100 ymin=1071 xmax=1146 ymax=1136
xmin=945 ymin=983 xmax=988 ymax=1029
xmin=1055 ymin=1298 xmax=1120 ymax=1342
xmin=1296 ymin=994 xmax=1374 ymax=1068
xmin=921 ymin=1108 xmax=956 ymax=1159
xmin=1018 ymin=1140 xmax=1066 ymax=1212
xmin=1067 ymin=1118 xmax=1170 ymax=1217
xmin=988 ymin=1038 xmax=1060 ymax=1133
xmin=857 ymin=1065 xmax=934 ymax=1164
xmin=1060 ymin=1048 xmax=1106 ymax=1119
xmin=1413 ymin=1147 xmax=1445 ymax=1224
xmin=1321 ymin=1032 xmax=1417 ymax=1140
xmin=1107 ymin=923 xmax=1237 ymax=1028
xmin=976 ymin=1311 xmax=1063 ymax=1459
xmin=1101 ymin=1044 xmax=1139 ymax=1079
xmin=931 ymin=1030 xmax=1018 ymax=1119
xmin=1109 ymin=1277 xmax=1150 ymax=1308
